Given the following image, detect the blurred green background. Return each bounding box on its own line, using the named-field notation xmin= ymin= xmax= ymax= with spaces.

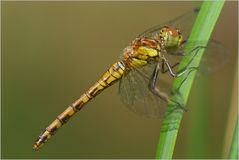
xmin=2 ymin=1 xmax=238 ymax=159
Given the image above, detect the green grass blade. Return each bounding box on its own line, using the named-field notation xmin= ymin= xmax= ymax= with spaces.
xmin=229 ymin=120 xmax=238 ymax=159
xmin=185 ymin=78 xmax=210 ymax=158
xmin=156 ymin=1 xmax=225 ymax=159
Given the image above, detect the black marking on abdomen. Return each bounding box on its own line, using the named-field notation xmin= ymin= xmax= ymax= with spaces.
xmin=70 ymin=105 xmax=78 ymax=112
xmin=47 ymin=126 xmax=58 ymax=135
xmin=39 ymin=134 xmax=47 ymax=143
xmin=87 ymin=88 xmax=98 ymax=97
xmin=97 ymin=81 xmax=105 ymax=88
xmin=102 ymin=71 xmax=111 ymax=82
xmin=37 ymin=130 xmax=48 ymax=143
xmin=56 ymin=117 xmax=64 ymax=124
xmin=112 ymin=65 xmax=123 ymax=77
xmin=110 ymin=73 xmax=118 ymax=79
xmin=61 ymin=114 xmax=71 ymax=123
xmin=76 ymin=101 xmax=85 ymax=110
xmin=85 ymin=92 xmax=93 ymax=99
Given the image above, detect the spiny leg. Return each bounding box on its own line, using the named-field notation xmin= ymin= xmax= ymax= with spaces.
xmin=162 ymin=58 xmax=198 ymax=78
xmin=161 ymin=58 xmax=199 ymax=111
xmin=160 ymin=57 xmax=196 ymax=108
xmin=151 ymin=46 xmax=206 ymax=111
xmin=148 ymin=62 xmax=169 ymax=102
xmin=163 ymin=45 xmax=206 ymax=90
xmin=172 ymin=46 xmax=205 ymax=92
xmin=148 ymin=62 xmax=187 ymax=111
xmin=163 ymin=46 xmax=206 ymax=110
xmin=161 ymin=61 xmax=180 ymax=74
xmin=162 ymin=45 xmax=206 ymax=76
xmin=161 ymin=60 xmax=190 ymax=105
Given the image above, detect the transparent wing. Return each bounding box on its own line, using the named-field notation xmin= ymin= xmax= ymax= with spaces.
xmin=198 ymin=40 xmax=231 ymax=74
xmin=118 ymin=63 xmax=171 ymax=118
xmin=137 ymin=8 xmax=199 ymax=39
xmin=165 ymin=40 xmax=231 ymax=74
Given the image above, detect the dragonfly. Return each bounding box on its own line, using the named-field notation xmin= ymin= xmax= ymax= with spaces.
xmin=33 ymin=8 xmax=227 ymax=150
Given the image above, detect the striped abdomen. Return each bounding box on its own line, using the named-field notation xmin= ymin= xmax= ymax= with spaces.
xmin=33 ymin=61 xmax=126 ymax=151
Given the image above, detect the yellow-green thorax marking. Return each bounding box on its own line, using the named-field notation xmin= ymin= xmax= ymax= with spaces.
xmin=122 ymin=38 xmax=161 ymax=68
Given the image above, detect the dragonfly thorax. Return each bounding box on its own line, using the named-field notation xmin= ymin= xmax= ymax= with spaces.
xmin=122 ymin=38 xmax=161 ymax=69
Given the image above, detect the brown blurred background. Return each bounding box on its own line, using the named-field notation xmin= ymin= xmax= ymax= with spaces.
xmin=2 ymin=1 xmax=238 ymax=159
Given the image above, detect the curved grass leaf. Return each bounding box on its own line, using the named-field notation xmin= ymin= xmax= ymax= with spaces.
xmin=156 ymin=1 xmax=225 ymax=159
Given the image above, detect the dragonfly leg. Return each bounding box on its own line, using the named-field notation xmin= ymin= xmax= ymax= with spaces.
xmin=148 ymin=62 xmax=169 ymax=102
xmin=163 ymin=58 xmax=198 ymax=95
xmin=161 ymin=61 xmax=180 ymax=74
xmin=172 ymin=45 xmax=206 ymax=91
xmin=162 ymin=58 xmax=198 ymax=78
xmin=149 ymin=62 xmax=188 ymax=111
xmin=153 ymin=45 xmax=206 ymax=111
xmin=161 ymin=45 xmax=205 ymax=78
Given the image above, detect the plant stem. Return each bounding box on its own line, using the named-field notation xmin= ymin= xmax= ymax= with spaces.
xmin=156 ymin=1 xmax=225 ymax=159
xmin=229 ymin=120 xmax=238 ymax=159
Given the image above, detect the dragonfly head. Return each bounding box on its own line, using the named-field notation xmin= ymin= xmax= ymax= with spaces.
xmin=159 ymin=26 xmax=184 ymax=48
